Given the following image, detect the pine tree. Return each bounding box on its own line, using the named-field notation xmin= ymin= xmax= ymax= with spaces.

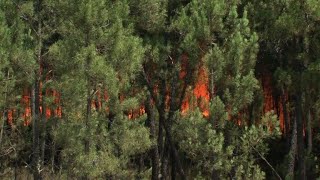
xmin=48 ymin=0 xmax=151 ymax=178
xmin=0 ymin=1 xmax=43 ymax=178
xmin=0 ymin=0 xmax=319 ymax=179
xmin=170 ymin=1 xmax=281 ymax=179
xmin=0 ymin=3 xmax=11 ymax=148
xmin=129 ymin=0 xmax=280 ymax=179
xmin=246 ymin=0 xmax=320 ymax=178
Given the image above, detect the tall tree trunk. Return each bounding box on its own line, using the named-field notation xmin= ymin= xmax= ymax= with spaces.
xmin=51 ymin=119 xmax=57 ymax=174
xmin=171 ymin=146 xmax=176 ymax=180
xmin=32 ymin=80 xmax=41 ymax=180
xmin=287 ymin=108 xmax=297 ymax=179
xmin=160 ymin=119 xmax=186 ymax=179
xmin=167 ymin=70 xmax=186 ymax=180
xmin=145 ymin=95 xmax=160 ymax=180
xmin=84 ymin=30 xmax=91 ymax=156
xmin=82 ymin=48 xmax=92 ymax=180
xmin=296 ymin=92 xmax=306 ymax=180
xmin=158 ymin=78 xmax=166 ymax=159
xmin=0 ymin=71 xmax=8 ymax=148
xmin=84 ymin=85 xmax=91 ymax=154
xmin=32 ymin=0 xmax=42 ymax=178
xmin=143 ymin=66 xmax=186 ymax=179
xmin=158 ymin=114 xmax=164 ymax=159
xmin=307 ymin=110 xmax=312 ymax=154
xmin=161 ymin=139 xmax=169 ymax=180
xmin=0 ymin=110 xmax=6 ymax=149
xmin=282 ymin=87 xmax=290 ymax=139
xmin=40 ymin=92 xmax=47 ymax=170
xmin=282 ymin=87 xmax=291 ymax=154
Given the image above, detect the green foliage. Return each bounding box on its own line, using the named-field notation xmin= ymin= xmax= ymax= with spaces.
xmin=0 ymin=0 xmax=319 ymax=179
xmin=55 ymin=113 xmax=151 ymax=178
xmin=55 ymin=117 xmax=120 ymax=178
xmin=173 ymin=110 xmax=280 ymax=179
xmin=46 ymin=0 xmax=151 ymax=178
xmin=174 ymin=0 xmax=259 ymax=118
xmin=129 ymin=0 xmax=168 ymax=33
xmin=111 ymin=115 xmax=152 ymax=156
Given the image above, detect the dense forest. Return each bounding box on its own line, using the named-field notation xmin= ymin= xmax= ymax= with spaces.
xmin=0 ymin=0 xmax=319 ymax=179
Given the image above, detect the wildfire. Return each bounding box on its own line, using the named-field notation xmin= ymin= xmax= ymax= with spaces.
xmin=4 ymin=87 xmax=62 ymax=127
xmin=22 ymin=89 xmax=31 ymax=126
xmin=180 ymin=63 xmax=210 ymax=118
xmin=193 ymin=67 xmax=210 ymax=117
xmin=4 ymin=60 xmax=287 ymax=134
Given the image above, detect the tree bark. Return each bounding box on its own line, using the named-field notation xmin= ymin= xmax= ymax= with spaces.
xmin=40 ymin=92 xmax=47 ymax=170
xmin=160 ymin=118 xmax=186 ymax=179
xmin=281 ymin=87 xmax=291 ymax=154
xmin=171 ymin=146 xmax=176 ymax=180
xmin=32 ymin=81 xmax=41 ymax=180
xmin=32 ymin=0 xmax=43 ymax=178
xmin=84 ymin=28 xmax=91 ymax=155
xmin=161 ymin=140 xmax=169 ymax=180
xmin=158 ymin=78 xmax=166 ymax=159
xmin=145 ymin=95 xmax=160 ymax=180
xmin=0 ymin=70 xmax=9 ymax=148
xmin=286 ymin=108 xmax=297 ymax=179
xmin=296 ymin=92 xmax=306 ymax=180
xmin=281 ymin=87 xmax=290 ymax=139
xmin=142 ymin=65 xmax=186 ymax=179
xmin=84 ymin=85 xmax=91 ymax=154
xmin=0 ymin=110 xmax=6 ymax=149
xmin=307 ymin=110 xmax=312 ymax=154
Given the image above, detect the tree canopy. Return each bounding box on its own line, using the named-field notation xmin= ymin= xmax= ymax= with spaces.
xmin=0 ymin=0 xmax=319 ymax=179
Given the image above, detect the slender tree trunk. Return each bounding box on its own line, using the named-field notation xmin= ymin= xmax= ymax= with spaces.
xmin=282 ymin=88 xmax=291 ymax=154
xmin=32 ymin=1 xmax=43 ymax=179
xmin=0 ymin=71 xmax=8 ymax=148
xmin=282 ymin=87 xmax=290 ymax=139
xmin=51 ymin=124 xmax=56 ymax=174
xmin=84 ymin=30 xmax=91 ymax=155
xmin=143 ymin=67 xmax=186 ymax=179
xmin=158 ymin=114 xmax=164 ymax=159
xmin=51 ymin=106 xmax=59 ymax=174
xmin=82 ymin=46 xmax=92 ymax=180
xmin=160 ymin=118 xmax=186 ymax=179
xmin=40 ymin=92 xmax=47 ymax=170
xmin=145 ymin=95 xmax=160 ymax=180
xmin=84 ymin=85 xmax=91 ymax=154
xmin=171 ymin=146 xmax=176 ymax=180
xmin=296 ymin=92 xmax=306 ymax=180
xmin=161 ymin=139 xmax=169 ymax=180
xmin=287 ymin=108 xmax=297 ymax=179
xmin=158 ymin=78 xmax=166 ymax=159
xmin=0 ymin=110 xmax=6 ymax=149
xmin=167 ymin=71 xmax=186 ymax=179
xmin=32 ymin=81 xmax=41 ymax=180
xmin=307 ymin=110 xmax=312 ymax=154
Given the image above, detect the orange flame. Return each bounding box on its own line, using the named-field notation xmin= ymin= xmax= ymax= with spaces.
xmin=193 ymin=67 xmax=210 ymax=117
xmin=181 ymin=61 xmax=210 ymax=117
